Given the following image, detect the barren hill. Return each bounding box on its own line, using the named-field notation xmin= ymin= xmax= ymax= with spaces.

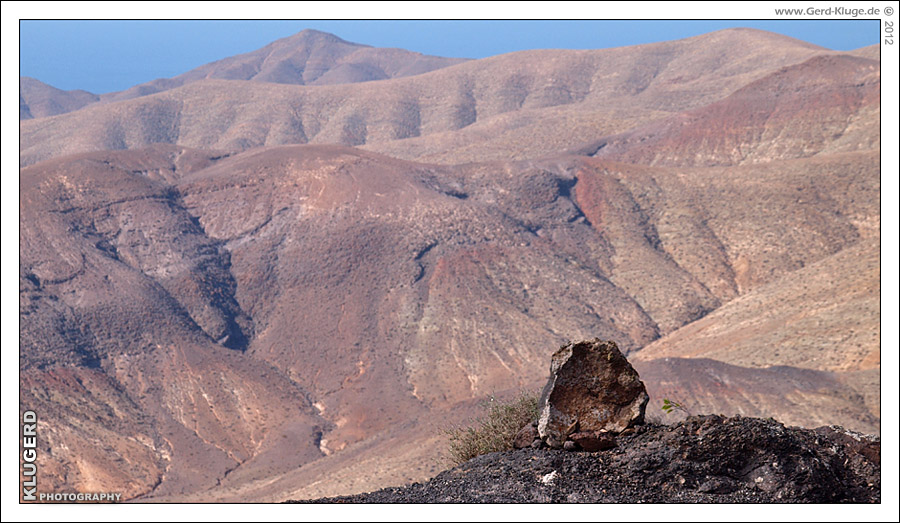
xmin=633 ymin=237 xmax=880 ymax=425
xmin=19 ymin=146 xmax=329 ymax=499
xmin=18 ymin=29 xmax=466 ymax=122
xmin=20 ymin=28 xmax=839 ymax=167
xmin=20 ymin=143 xmax=879 ymax=499
xmin=588 ymin=54 xmax=880 ymax=166
xmin=849 ymin=44 xmax=880 ymax=60
xmin=99 ymin=29 xmax=468 ymax=104
xmin=19 ymin=76 xmax=99 ymax=119
xmin=634 ymin=239 xmax=880 ymax=373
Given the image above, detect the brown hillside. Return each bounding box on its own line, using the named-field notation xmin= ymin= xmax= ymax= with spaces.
xmin=19 ymin=76 xmax=99 ymax=119
xmin=176 ymin=143 xmax=879 ymax=449
xmin=20 ymin=28 xmax=836 ymax=167
xmin=19 ymin=29 xmax=467 ymax=121
xmin=20 ymin=147 xmax=327 ymax=499
xmin=634 ymin=239 xmax=880 ymax=372
xmin=849 ymin=44 xmax=880 ymax=60
xmin=633 ymin=238 xmax=880 ymax=424
xmin=99 ymin=29 xmax=468 ymax=104
xmin=589 ymin=54 xmax=880 ymax=166
xmin=635 ymin=358 xmax=879 ymax=435
xmin=20 ymin=139 xmax=880 ymax=500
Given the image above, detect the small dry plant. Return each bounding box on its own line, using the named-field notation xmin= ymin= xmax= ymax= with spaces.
xmin=661 ymin=398 xmax=692 ymax=416
xmin=443 ymin=391 xmax=540 ymax=466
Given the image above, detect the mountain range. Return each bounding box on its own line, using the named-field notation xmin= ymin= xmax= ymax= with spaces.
xmin=19 ymin=28 xmax=880 ymax=501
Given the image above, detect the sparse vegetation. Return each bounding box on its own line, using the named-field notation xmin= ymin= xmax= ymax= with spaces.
xmin=661 ymin=398 xmax=692 ymax=416
xmin=443 ymin=391 xmax=540 ymax=466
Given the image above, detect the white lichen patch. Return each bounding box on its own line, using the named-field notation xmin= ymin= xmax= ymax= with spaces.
xmin=540 ymin=470 xmax=558 ymax=485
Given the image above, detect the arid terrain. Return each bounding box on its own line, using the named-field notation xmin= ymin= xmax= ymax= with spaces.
xmin=19 ymin=28 xmax=880 ymax=501
xmin=292 ymin=416 xmax=880 ymax=503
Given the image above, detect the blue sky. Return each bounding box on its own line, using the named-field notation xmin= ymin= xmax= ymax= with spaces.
xmin=19 ymin=20 xmax=880 ymax=94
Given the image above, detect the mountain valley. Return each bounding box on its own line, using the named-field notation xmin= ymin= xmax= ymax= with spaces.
xmin=18 ymin=27 xmax=881 ymax=501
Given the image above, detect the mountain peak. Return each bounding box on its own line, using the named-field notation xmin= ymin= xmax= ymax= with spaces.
xmin=283 ymin=28 xmax=364 ymax=47
xmin=59 ymin=27 xmax=465 ymax=111
xmin=702 ymin=26 xmax=828 ymax=50
xmin=19 ymin=76 xmax=99 ymax=119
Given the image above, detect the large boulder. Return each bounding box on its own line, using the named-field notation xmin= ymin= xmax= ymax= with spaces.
xmin=538 ymin=339 xmax=649 ymax=448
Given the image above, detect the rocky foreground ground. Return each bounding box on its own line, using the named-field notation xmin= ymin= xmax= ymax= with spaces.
xmin=291 ymin=415 xmax=879 ymax=503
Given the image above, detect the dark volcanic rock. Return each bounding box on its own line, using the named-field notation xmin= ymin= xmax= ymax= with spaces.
xmin=292 ymin=415 xmax=880 ymax=503
xmin=569 ymin=431 xmax=617 ymax=452
xmin=537 ymin=339 xmax=648 ymax=447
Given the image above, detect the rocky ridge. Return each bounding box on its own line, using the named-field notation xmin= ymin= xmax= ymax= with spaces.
xmin=294 ymin=416 xmax=880 ymax=503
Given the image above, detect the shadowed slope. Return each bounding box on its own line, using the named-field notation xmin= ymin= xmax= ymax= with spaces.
xmin=633 ymin=238 xmax=880 ymax=427
xmin=20 ymin=146 xmax=327 ymax=499
xmin=634 ymin=239 xmax=880 ymax=372
xmin=174 ymin=145 xmax=660 ymax=450
xmin=636 ymin=357 xmax=879 ymax=434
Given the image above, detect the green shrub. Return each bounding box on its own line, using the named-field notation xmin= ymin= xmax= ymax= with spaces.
xmin=443 ymin=391 xmax=540 ymax=466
